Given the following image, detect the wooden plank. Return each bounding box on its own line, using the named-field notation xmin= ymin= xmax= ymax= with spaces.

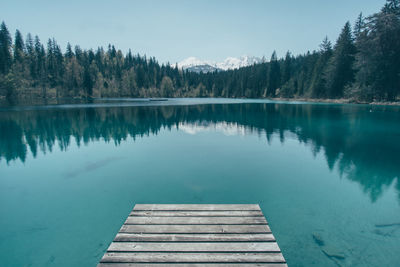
xmin=130 ymin=210 xmax=264 ymax=217
xmin=100 ymin=252 xmax=286 ymax=263
xmin=98 ymin=263 xmax=288 ymax=267
xmin=108 ymin=242 xmax=281 ymax=252
xmin=98 ymin=204 xmax=286 ymax=266
xmin=114 ymin=233 xmax=276 ymax=242
xmin=120 ymin=224 xmax=271 ymax=234
xmin=125 ymin=216 xmax=267 ymax=225
xmin=133 ymin=204 xmax=260 ymax=211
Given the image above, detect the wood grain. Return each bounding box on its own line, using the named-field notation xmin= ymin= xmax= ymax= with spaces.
xmin=98 ymin=204 xmax=286 ymax=266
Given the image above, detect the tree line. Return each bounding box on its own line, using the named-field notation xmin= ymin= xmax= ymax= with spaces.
xmin=0 ymin=0 xmax=399 ymax=102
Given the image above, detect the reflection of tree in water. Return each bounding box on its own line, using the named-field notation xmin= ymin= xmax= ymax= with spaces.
xmin=0 ymin=103 xmax=399 ymax=202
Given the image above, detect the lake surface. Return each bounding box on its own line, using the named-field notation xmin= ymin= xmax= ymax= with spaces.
xmin=0 ymin=98 xmax=399 ymax=266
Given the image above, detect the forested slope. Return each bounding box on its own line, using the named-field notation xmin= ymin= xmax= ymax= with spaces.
xmin=0 ymin=0 xmax=399 ymax=102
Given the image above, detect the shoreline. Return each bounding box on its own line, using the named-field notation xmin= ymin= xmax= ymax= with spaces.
xmin=1 ymin=95 xmax=399 ymax=107
xmin=269 ymin=97 xmax=400 ymax=106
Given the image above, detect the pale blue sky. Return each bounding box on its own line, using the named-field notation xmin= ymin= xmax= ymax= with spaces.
xmin=2 ymin=0 xmax=385 ymax=63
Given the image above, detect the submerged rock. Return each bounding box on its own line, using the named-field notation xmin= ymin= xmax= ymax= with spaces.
xmin=47 ymin=255 xmax=55 ymax=263
xmin=322 ymin=246 xmax=346 ymax=260
xmin=372 ymin=228 xmax=395 ymax=237
xmin=312 ymin=232 xmax=325 ymax=246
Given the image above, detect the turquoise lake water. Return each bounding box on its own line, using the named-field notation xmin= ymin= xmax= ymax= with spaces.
xmin=0 ymin=98 xmax=399 ymax=266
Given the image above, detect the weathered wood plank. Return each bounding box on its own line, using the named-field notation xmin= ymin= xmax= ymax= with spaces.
xmin=100 ymin=252 xmax=286 ymax=263
xmin=125 ymin=216 xmax=267 ymax=225
xmin=119 ymin=224 xmax=271 ymax=234
xmin=130 ymin=210 xmax=264 ymax=217
xmin=133 ymin=204 xmax=260 ymax=211
xmin=107 ymin=242 xmax=280 ymax=252
xmin=114 ymin=233 xmax=276 ymax=242
xmin=98 ymin=263 xmax=288 ymax=267
xmin=99 ymin=204 xmax=286 ymax=266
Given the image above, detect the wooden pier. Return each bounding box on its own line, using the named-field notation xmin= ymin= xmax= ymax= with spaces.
xmin=98 ymin=204 xmax=287 ymax=266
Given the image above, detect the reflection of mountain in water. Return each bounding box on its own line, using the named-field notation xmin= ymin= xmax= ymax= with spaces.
xmin=1 ymin=103 xmax=399 ymax=202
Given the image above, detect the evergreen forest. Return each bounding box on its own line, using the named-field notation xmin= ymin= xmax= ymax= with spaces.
xmin=0 ymin=0 xmax=399 ymax=102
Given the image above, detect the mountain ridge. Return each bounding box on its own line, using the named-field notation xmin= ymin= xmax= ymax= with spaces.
xmin=176 ymin=55 xmax=264 ymax=73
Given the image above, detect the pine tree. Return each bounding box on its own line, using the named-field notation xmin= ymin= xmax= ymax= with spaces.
xmin=25 ymin=33 xmax=36 ymax=79
xmin=353 ymin=13 xmax=365 ymax=40
xmin=309 ymin=37 xmax=332 ymax=97
xmin=14 ymin=30 xmax=25 ymax=63
xmin=53 ymin=40 xmax=64 ymax=80
xmin=46 ymin=38 xmax=55 ymax=85
xmin=0 ymin=22 xmax=12 ymax=74
xmin=66 ymin=42 xmax=74 ymax=59
xmin=25 ymin=33 xmax=33 ymax=55
xmin=324 ymin=22 xmax=356 ymax=98
xmin=281 ymin=51 xmax=292 ymax=84
xmin=383 ymin=0 xmax=400 ymax=13
xmin=33 ymin=35 xmax=46 ymax=95
xmin=267 ymin=51 xmax=281 ymax=96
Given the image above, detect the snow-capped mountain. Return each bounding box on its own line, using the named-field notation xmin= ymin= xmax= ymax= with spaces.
xmin=176 ymin=57 xmax=221 ymax=73
xmin=177 ymin=57 xmax=208 ymax=69
xmin=176 ymin=55 xmax=263 ymax=73
xmin=216 ymin=55 xmax=263 ymax=70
